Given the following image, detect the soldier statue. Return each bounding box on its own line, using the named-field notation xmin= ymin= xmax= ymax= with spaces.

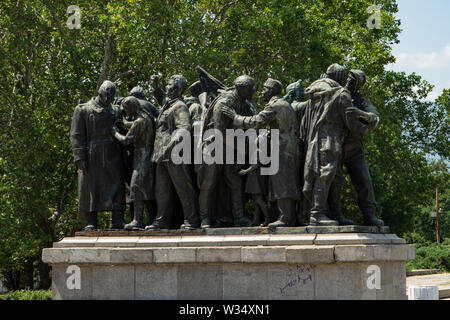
xmin=284 ymin=79 xmax=309 ymax=226
xmin=300 ymin=64 xmax=370 ymax=226
xmin=327 ymin=69 xmax=384 ymax=226
xmin=221 ymin=78 xmax=302 ymax=228
xmin=146 ymin=74 xmax=201 ymax=230
xmin=197 ymin=75 xmax=256 ymax=228
xmin=70 ymin=80 xmax=126 ymax=230
xmin=111 ymin=96 xmax=156 ymax=229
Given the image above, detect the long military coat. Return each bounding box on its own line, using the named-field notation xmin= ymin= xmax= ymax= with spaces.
xmin=70 ymin=98 xmax=126 ymax=212
xmin=233 ymin=95 xmax=302 ymax=201
xmin=300 ymin=78 xmax=363 ymax=200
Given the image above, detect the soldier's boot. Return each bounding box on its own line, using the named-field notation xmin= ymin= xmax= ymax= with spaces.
xmin=327 ymin=212 xmax=355 ymax=226
xmin=199 ymin=208 xmax=212 ymax=229
xmin=336 ymin=216 xmax=355 ymax=226
xmin=231 ymin=192 xmax=252 ymax=227
xmin=125 ymin=203 xmax=145 ymax=230
xmin=362 ymin=208 xmax=384 ymax=227
xmin=110 ymin=210 xmax=125 ymax=230
xmin=297 ymin=213 xmax=308 ymax=227
xmin=269 ymin=199 xmax=296 ymax=229
xmin=233 ymin=214 xmax=253 ymax=227
xmin=309 ymin=212 xmax=339 ymax=226
xmin=268 ymin=219 xmax=288 ymax=228
xmin=268 ymin=213 xmax=296 ymax=229
xmin=200 ymin=217 xmax=212 ymax=229
xmin=83 ymin=212 xmax=98 ymax=231
xmin=181 ymin=220 xmax=200 ymax=230
xmin=145 ymin=217 xmax=170 ymax=231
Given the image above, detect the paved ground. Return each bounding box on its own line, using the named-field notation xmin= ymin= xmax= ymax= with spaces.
xmin=406 ymin=273 xmax=450 ymax=299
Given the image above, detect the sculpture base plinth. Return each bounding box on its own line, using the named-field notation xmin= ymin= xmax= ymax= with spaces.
xmin=42 ymin=227 xmax=414 ymax=300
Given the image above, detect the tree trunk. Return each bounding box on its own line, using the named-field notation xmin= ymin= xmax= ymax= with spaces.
xmin=37 ymin=259 xmax=51 ymax=289
xmin=20 ymin=260 xmax=34 ymax=289
xmin=95 ymin=33 xmax=116 ymax=94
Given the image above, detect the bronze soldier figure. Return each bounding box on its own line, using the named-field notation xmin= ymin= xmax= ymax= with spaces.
xmin=197 ymin=75 xmax=256 ymax=228
xmin=300 ymin=64 xmax=368 ymax=226
xmin=328 ymin=70 xmax=384 ymax=226
xmin=111 ymin=96 xmax=156 ymax=229
xmin=222 ymin=78 xmax=302 ymax=228
xmin=146 ymin=75 xmax=200 ymax=230
xmin=284 ymin=80 xmax=309 ymax=226
xmin=70 ymin=80 xmax=126 ymax=230
xmin=129 ymin=85 xmax=160 ymax=118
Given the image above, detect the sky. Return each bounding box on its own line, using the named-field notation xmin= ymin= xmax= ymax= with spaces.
xmin=387 ymin=0 xmax=450 ymax=101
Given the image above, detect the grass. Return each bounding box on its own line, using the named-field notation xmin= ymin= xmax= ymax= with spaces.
xmin=0 ymin=289 xmax=52 ymax=300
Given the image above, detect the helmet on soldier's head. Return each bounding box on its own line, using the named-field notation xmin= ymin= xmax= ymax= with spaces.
xmin=130 ymin=86 xmax=146 ymax=99
xmin=98 ymin=80 xmax=116 ymax=97
xmin=285 ymin=80 xmax=304 ymax=103
xmin=234 ymin=75 xmax=255 ymax=100
xmin=234 ymin=75 xmax=255 ymax=89
xmin=348 ymin=70 xmax=366 ymax=92
xmin=326 ymin=63 xmax=346 ymax=87
xmin=264 ymin=78 xmax=283 ymax=95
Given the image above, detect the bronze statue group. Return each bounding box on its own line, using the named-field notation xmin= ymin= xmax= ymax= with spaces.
xmin=70 ymin=64 xmax=384 ymax=231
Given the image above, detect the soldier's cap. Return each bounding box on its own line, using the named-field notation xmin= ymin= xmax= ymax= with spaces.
xmin=234 ymin=75 xmax=255 ymax=88
xmin=130 ymin=86 xmax=146 ymax=99
xmin=98 ymin=80 xmax=116 ymax=96
xmin=349 ymin=69 xmax=366 ymax=91
xmin=326 ymin=63 xmax=346 ymax=86
xmin=264 ymin=78 xmax=283 ymax=95
xmin=286 ymin=80 xmax=304 ymax=93
xmin=188 ymin=81 xmax=203 ymax=97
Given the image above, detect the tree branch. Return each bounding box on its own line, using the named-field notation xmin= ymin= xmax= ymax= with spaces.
xmin=96 ymin=33 xmax=116 ymax=94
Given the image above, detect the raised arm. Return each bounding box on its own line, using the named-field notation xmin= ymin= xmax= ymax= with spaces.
xmin=150 ymin=74 xmax=166 ymax=107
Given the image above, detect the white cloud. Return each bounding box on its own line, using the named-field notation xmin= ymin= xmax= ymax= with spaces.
xmin=424 ymin=81 xmax=450 ymax=102
xmin=392 ymin=44 xmax=450 ymax=70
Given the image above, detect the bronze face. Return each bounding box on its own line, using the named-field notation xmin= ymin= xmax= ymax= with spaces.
xmin=166 ymin=78 xmax=180 ymax=100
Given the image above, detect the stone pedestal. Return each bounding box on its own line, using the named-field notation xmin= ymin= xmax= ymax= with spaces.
xmin=42 ymin=226 xmax=414 ymax=300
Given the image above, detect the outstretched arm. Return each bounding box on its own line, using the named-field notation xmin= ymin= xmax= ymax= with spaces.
xmin=111 ymin=122 xmax=140 ymax=145
xmin=221 ymin=104 xmax=275 ymax=130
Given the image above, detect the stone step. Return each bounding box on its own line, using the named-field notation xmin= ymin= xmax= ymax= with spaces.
xmin=74 ymin=225 xmax=391 ymax=237
xmin=53 ymin=233 xmax=406 ymax=249
xmin=439 ymin=286 xmax=450 ymax=299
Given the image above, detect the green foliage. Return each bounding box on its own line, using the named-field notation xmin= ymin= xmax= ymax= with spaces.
xmin=403 ymin=231 xmax=432 ymax=247
xmin=402 ymin=161 xmax=450 ymax=243
xmin=0 ymin=0 xmax=448 ymax=288
xmin=2 ymin=289 xmax=52 ymax=300
xmin=406 ymin=243 xmax=450 ymax=272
